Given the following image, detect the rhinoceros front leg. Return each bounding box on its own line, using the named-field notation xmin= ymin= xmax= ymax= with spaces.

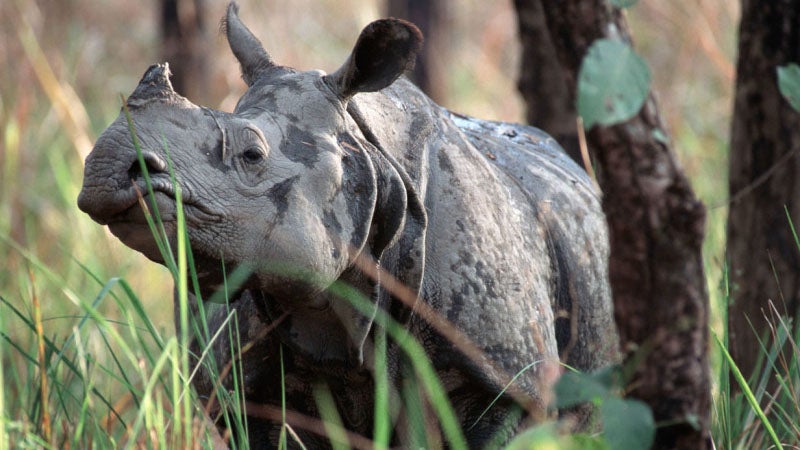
xmin=177 ymin=289 xmax=302 ymax=447
xmin=176 ymin=289 xmax=283 ymax=403
xmin=178 ymin=289 xmax=375 ymax=449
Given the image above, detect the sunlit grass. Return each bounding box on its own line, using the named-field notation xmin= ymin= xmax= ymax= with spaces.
xmin=712 ymin=304 xmax=800 ymax=449
xmin=2 ymin=274 xmax=186 ymax=447
xmin=710 ymin=214 xmax=800 ymax=450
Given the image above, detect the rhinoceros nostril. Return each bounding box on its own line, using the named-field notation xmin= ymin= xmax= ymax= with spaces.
xmin=127 ymin=151 xmax=168 ymax=180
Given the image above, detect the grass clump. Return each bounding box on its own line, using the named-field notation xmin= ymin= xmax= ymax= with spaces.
xmin=712 ymin=309 xmax=800 ymax=449
xmin=0 ymin=270 xmax=220 ymax=449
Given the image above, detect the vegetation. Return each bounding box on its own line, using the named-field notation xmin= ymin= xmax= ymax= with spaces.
xmin=1 ymin=0 xmax=797 ymax=448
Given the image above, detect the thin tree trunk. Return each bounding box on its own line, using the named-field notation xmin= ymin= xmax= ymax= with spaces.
xmin=160 ymin=0 xmax=209 ymax=102
xmin=727 ymin=0 xmax=800 ymax=383
xmin=536 ymin=2 xmax=711 ymax=449
xmin=513 ymin=0 xmax=580 ymax=163
xmin=386 ymin=0 xmax=448 ymax=103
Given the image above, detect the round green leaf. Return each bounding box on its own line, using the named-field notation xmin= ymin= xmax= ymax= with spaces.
xmin=600 ymin=398 xmax=655 ymax=450
xmin=506 ymin=424 xmax=609 ymax=450
xmin=777 ymin=63 xmax=800 ymax=112
xmin=504 ymin=423 xmax=562 ymax=450
xmin=554 ymin=370 xmax=610 ymax=408
xmin=578 ymin=38 xmax=652 ymax=129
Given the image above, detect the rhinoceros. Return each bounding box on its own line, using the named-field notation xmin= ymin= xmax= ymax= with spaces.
xmin=77 ymin=2 xmax=617 ymax=448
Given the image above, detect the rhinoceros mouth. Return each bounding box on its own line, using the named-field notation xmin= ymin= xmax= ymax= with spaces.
xmin=91 ymin=175 xmax=217 ymax=225
xmin=97 ymin=176 xmax=218 ymax=262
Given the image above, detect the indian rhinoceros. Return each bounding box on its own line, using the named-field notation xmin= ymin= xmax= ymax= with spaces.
xmin=77 ymin=2 xmax=617 ymax=448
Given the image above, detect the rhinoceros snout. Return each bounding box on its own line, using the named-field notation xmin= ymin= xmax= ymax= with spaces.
xmin=78 ymin=148 xmax=170 ymax=224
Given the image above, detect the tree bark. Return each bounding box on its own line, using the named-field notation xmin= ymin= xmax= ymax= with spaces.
xmin=386 ymin=0 xmax=448 ymax=103
xmin=727 ymin=0 xmax=800 ymax=383
xmin=160 ymin=0 xmax=210 ymax=102
xmin=513 ymin=0 xmax=580 ymax=163
xmin=536 ymin=2 xmax=711 ymax=449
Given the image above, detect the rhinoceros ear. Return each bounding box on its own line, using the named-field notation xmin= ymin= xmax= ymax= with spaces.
xmin=325 ymin=18 xmax=423 ymax=100
xmin=222 ymin=2 xmax=274 ymax=86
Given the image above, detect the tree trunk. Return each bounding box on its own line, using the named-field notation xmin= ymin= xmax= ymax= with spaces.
xmin=386 ymin=0 xmax=448 ymax=103
xmin=727 ymin=0 xmax=800 ymax=383
xmin=536 ymin=2 xmax=711 ymax=449
xmin=160 ymin=0 xmax=209 ymax=102
xmin=512 ymin=0 xmax=580 ymax=163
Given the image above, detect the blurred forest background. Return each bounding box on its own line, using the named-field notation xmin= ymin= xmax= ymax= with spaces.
xmin=0 ymin=0 xmax=740 ymax=446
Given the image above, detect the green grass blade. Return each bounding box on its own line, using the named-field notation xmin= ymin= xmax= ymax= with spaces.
xmin=0 ymin=295 xmax=127 ymax=428
xmin=469 ymin=359 xmax=541 ymax=431
xmin=279 ymin=345 xmax=288 ymax=450
xmin=327 ymin=282 xmax=468 ymax=449
xmin=785 ymin=206 xmax=800 ymax=251
xmin=70 ymin=328 xmax=92 ymax=446
xmin=399 ymin=367 xmax=428 ymax=448
xmin=713 ymin=332 xmax=782 ymax=449
xmin=114 ymin=278 xmax=166 ymax=351
xmin=225 ymin=303 xmax=252 ymax=447
xmin=372 ymin=321 xmax=390 ymax=449
xmin=124 ymin=338 xmax=178 ymax=449
xmin=120 ymin=100 xmax=177 ymax=277
xmin=313 ymin=384 xmax=350 ymax=450
xmin=68 ymin=258 xmax=167 ymax=354
xmin=172 ymin=151 xmax=194 ymax=449
xmin=0 ymin=296 xmax=7 ymax=450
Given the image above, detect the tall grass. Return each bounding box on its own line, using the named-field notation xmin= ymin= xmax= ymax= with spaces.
xmin=0 ymin=269 xmax=208 ymax=447
xmin=711 ymin=215 xmax=800 ymax=450
xmin=713 ymin=303 xmax=800 ymax=449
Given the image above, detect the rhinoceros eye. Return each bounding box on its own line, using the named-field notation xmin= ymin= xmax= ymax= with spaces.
xmin=242 ymin=147 xmax=265 ymax=164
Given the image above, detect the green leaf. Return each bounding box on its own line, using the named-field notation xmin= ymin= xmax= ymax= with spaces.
xmin=600 ymin=398 xmax=655 ymax=450
xmin=611 ymin=0 xmax=639 ymax=7
xmin=578 ymin=38 xmax=652 ymax=129
xmin=504 ymin=423 xmax=561 ymax=450
xmin=505 ymin=424 xmax=609 ymax=450
xmin=588 ymin=363 xmax=623 ymax=388
xmin=777 ymin=63 xmax=800 ymax=112
xmin=555 ymin=370 xmax=611 ymax=408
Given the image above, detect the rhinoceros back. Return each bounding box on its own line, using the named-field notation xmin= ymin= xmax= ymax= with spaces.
xmin=354 ymin=79 xmax=616 ymax=397
xmin=449 ymin=113 xmax=617 ymax=373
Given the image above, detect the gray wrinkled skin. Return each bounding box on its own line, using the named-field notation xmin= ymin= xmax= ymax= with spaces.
xmin=77 ymin=3 xmax=617 ymax=448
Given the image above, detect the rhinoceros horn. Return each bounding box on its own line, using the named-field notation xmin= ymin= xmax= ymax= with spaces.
xmin=126 ymin=63 xmax=178 ymax=107
xmin=224 ymin=2 xmax=274 ymax=86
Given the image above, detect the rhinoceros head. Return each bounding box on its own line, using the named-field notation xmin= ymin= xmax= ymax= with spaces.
xmin=78 ymin=2 xmax=425 ymax=363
